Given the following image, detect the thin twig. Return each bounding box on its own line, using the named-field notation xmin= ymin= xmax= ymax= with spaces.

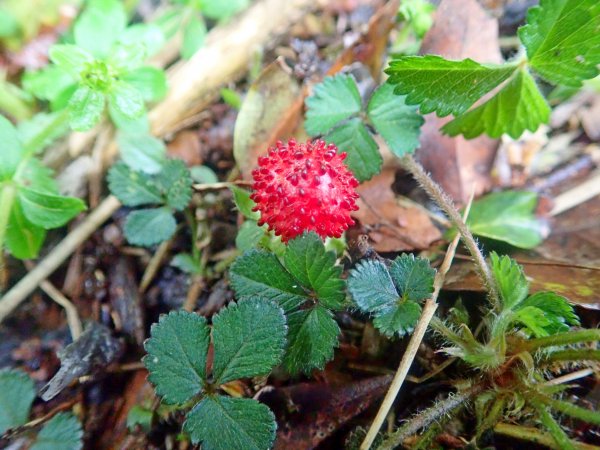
xmin=400 ymin=154 xmax=500 ymax=308
xmin=543 ymin=369 xmax=595 ymax=387
xmin=360 ymin=193 xmax=474 ymax=450
xmin=39 ymin=281 xmax=83 ymax=340
xmin=139 ymin=237 xmax=174 ymax=294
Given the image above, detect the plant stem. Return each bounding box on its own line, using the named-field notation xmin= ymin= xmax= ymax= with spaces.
xmin=542 ymin=349 xmax=600 ymax=364
xmin=524 ymin=329 xmax=600 ymax=352
xmin=400 ymin=154 xmax=500 ymax=308
xmin=0 ymin=184 xmax=17 ymax=270
xmin=535 ymin=394 xmax=600 ymax=426
xmin=531 ymin=399 xmax=577 ymax=450
xmin=494 ymin=423 xmax=600 ymax=450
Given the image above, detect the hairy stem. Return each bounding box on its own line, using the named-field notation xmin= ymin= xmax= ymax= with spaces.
xmin=531 ymin=399 xmax=577 ymax=450
xmin=542 ymin=349 xmax=600 ymax=364
xmin=494 ymin=423 xmax=598 ymax=450
xmin=535 ymin=394 xmax=600 ymax=426
xmin=400 ymin=154 xmax=500 ymax=308
xmin=524 ymin=329 xmax=600 ymax=352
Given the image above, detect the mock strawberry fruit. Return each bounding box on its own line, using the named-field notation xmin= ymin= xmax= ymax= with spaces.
xmin=250 ymin=139 xmax=359 ymax=242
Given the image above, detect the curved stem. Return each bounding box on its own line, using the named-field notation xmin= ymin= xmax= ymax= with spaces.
xmin=524 ymin=329 xmax=600 ymax=352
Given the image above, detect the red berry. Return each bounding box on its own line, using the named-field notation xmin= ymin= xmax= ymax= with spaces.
xmin=250 ymin=139 xmax=359 ymax=242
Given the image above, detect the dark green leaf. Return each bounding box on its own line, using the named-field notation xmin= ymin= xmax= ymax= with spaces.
xmin=31 ymin=412 xmax=83 ymax=450
xmin=348 ymin=259 xmax=399 ymax=314
xmin=442 ymin=70 xmax=550 ymax=139
xmin=201 ymin=0 xmax=250 ymax=20
xmin=74 ymin=0 xmax=126 ymax=58
xmin=6 ymin=198 xmax=46 ymax=259
xmin=121 ymin=67 xmax=168 ymax=102
xmin=517 ymin=291 xmax=580 ymax=335
xmin=116 ymin=131 xmax=166 ymax=174
xmin=230 ymin=249 xmax=308 ymax=313
xmin=124 ymin=207 xmax=176 ymax=246
xmin=108 ymin=82 xmax=145 ymax=120
xmin=68 ymin=86 xmax=105 ymax=131
xmin=284 ymin=232 xmax=345 ymax=310
xmin=465 ymin=190 xmax=544 ymax=249
xmin=0 ymin=114 xmax=22 ymax=179
xmin=0 ymin=369 xmax=35 ymax=434
xmin=18 ymin=188 xmax=86 ymax=229
xmin=490 ymin=252 xmax=529 ymax=309
xmin=385 ymin=56 xmax=517 ymax=116
xmin=184 ymin=396 xmax=276 ymax=450
xmin=154 ymin=159 xmax=192 ymax=210
xmin=107 ymin=162 xmax=163 ymax=206
xmin=389 ymin=253 xmax=435 ymax=301
xmin=305 ymin=74 xmax=362 ymax=136
xmin=367 ymin=82 xmax=424 ymax=157
xmin=326 ymin=118 xmax=381 ymax=182
xmin=284 ymin=306 xmax=340 ymax=374
xmin=48 ymin=45 xmax=93 ymax=78
xmin=230 ymin=185 xmax=260 ymax=220
xmin=373 ymin=300 xmax=422 ymax=337
xmin=182 ymin=14 xmax=207 ymax=60
xmin=212 ymin=299 xmax=287 ymax=384
xmin=519 ymin=0 xmax=600 ymax=87
xmin=144 ymin=310 xmax=210 ymax=404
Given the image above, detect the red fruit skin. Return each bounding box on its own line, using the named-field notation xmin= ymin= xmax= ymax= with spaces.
xmin=250 ymin=139 xmax=359 ymax=242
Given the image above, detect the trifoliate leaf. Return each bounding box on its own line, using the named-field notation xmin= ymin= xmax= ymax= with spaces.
xmin=367 ymin=82 xmax=424 ymax=157
xmin=373 ymin=300 xmax=422 ymax=337
xmin=117 ymin=131 xmax=166 ymax=174
xmin=68 ymin=86 xmax=105 ymax=131
xmin=465 ymin=190 xmax=544 ymax=249
xmin=144 ymin=310 xmax=210 ymax=404
xmin=201 ymin=0 xmax=250 ymax=20
xmin=0 ymin=114 xmax=22 ymax=179
xmin=284 ymin=306 xmax=340 ymax=374
xmin=230 ymin=185 xmax=260 ymax=220
xmin=490 ymin=252 xmax=529 ymax=309
xmin=385 ymin=56 xmax=517 ymax=116
xmin=347 ymin=259 xmax=399 ymax=314
xmin=48 ymin=45 xmax=93 ymax=78
xmin=389 ymin=254 xmax=435 ymax=302
xmin=513 ymin=306 xmax=553 ymax=337
xmin=124 ymin=207 xmax=176 ymax=246
xmin=182 ymin=14 xmax=207 ymax=60
xmin=212 ymin=299 xmax=286 ymax=384
xmin=121 ymin=67 xmax=168 ymax=102
xmin=6 ymin=198 xmax=46 ymax=259
xmin=517 ymin=291 xmax=579 ymax=335
xmin=18 ymin=188 xmax=86 ymax=229
xmin=154 ymin=159 xmax=193 ymax=210
xmin=107 ymin=162 xmax=163 ymax=206
xmin=184 ymin=396 xmax=276 ymax=450
xmin=108 ymin=82 xmax=145 ymax=120
xmin=305 ymin=74 xmax=362 ymax=136
xmin=518 ymin=0 xmax=600 ymax=87
xmin=230 ymin=249 xmax=308 ymax=313
xmin=326 ymin=118 xmax=381 ymax=182
xmin=442 ymin=69 xmax=550 ymax=139
xmin=284 ymin=232 xmax=345 ymax=310
xmin=235 ymin=220 xmax=266 ymax=251
xmin=31 ymin=412 xmax=83 ymax=450
xmin=0 ymin=369 xmax=35 ymax=434
xmin=74 ymin=0 xmax=126 ymax=58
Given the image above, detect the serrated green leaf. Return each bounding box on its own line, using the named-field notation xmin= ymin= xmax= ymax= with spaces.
xmin=22 ymin=67 xmax=74 ymax=104
xmin=348 ymin=259 xmax=399 ymax=314
xmin=74 ymin=0 xmax=126 ymax=58
xmin=385 ymin=55 xmax=517 ymax=116
xmin=108 ymin=82 xmax=145 ymax=119
xmin=284 ymin=306 xmax=340 ymax=374
xmin=124 ymin=207 xmax=176 ymax=246
xmin=68 ymin=86 xmax=105 ymax=131
xmin=201 ymin=0 xmax=250 ymax=20
xmin=465 ymin=190 xmax=544 ymax=249
xmin=513 ymin=306 xmax=553 ymax=337
xmin=212 ymin=299 xmax=286 ymax=384
xmin=171 ymin=253 xmax=202 ymax=274
xmin=236 ymin=220 xmax=266 ymax=251
xmin=121 ymin=67 xmax=167 ymax=102
xmin=184 ymin=396 xmax=276 ymax=450
xmin=107 ymin=162 xmax=163 ymax=206
xmin=144 ymin=310 xmax=210 ymax=404
xmin=117 ymin=131 xmax=166 ymax=174
xmin=109 ymin=102 xmax=150 ymax=133
xmin=0 ymin=369 xmax=36 ymax=434
xmin=373 ymin=300 xmax=422 ymax=337
xmin=0 ymin=114 xmax=22 ymax=179
xmin=154 ymin=159 xmax=192 ymax=210
xmin=326 ymin=118 xmax=381 ymax=182
xmin=490 ymin=252 xmax=529 ymax=309
xmin=389 ymin=254 xmax=435 ymax=302
xmin=367 ymin=82 xmax=424 ymax=157
xmin=48 ymin=45 xmax=93 ymax=78
xmin=18 ymin=188 xmax=86 ymax=229
xmin=31 ymin=412 xmax=83 ymax=450
xmin=284 ymin=232 xmax=345 ymax=310
xmin=230 ymin=185 xmax=260 ymax=220
xmin=6 ymin=197 xmax=46 ymax=259
xmin=16 ymin=159 xmax=58 ymax=194
xmin=517 ymin=291 xmax=579 ymax=335
xmin=519 ymin=0 xmax=600 ymax=87
xmin=120 ymin=23 xmax=166 ymax=57
xmin=305 ymin=74 xmax=362 ymax=136
xmin=442 ymin=69 xmax=550 ymax=139
xmin=182 ymin=14 xmax=207 ymax=60
xmin=230 ymin=249 xmax=308 ymax=313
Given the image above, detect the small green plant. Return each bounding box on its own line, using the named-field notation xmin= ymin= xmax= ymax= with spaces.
xmin=143 ymin=299 xmax=287 ymax=449
xmin=107 ymin=159 xmax=193 ymax=247
xmin=0 ymin=368 xmax=83 ymax=449
xmin=386 ymin=0 xmax=600 ymax=139
xmin=0 ymin=116 xmax=86 ymax=259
